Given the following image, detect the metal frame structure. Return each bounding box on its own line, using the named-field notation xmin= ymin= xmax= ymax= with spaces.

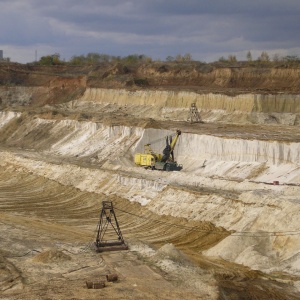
xmin=94 ymin=201 xmax=128 ymax=252
xmin=187 ymin=103 xmax=202 ymax=123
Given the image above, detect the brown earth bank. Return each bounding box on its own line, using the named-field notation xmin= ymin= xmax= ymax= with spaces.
xmin=1 ymin=61 xmax=300 ymax=99
xmin=1 ymin=62 xmax=300 ymax=128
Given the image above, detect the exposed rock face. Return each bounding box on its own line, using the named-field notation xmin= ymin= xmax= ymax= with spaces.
xmin=1 ymin=61 xmax=300 ymax=92
xmin=137 ymin=64 xmax=300 ymax=93
xmin=78 ymin=88 xmax=300 ymax=124
xmin=1 ymin=86 xmax=299 ymax=125
xmin=1 ymin=62 xmax=300 ymax=125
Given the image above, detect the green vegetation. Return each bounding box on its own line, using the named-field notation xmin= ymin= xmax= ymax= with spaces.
xmin=38 ymin=53 xmax=62 ymax=65
xmin=217 ymin=51 xmax=300 ymax=67
xmin=34 ymin=51 xmax=300 ymax=67
xmin=36 ymin=53 xmax=152 ymax=66
xmin=166 ymin=53 xmax=192 ymax=62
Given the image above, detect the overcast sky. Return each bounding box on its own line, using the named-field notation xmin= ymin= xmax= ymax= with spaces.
xmin=1 ymin=0 xmax=300 ymax=63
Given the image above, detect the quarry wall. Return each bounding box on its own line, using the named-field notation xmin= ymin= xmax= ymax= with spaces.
xmin=0 ymin=112 xmax=299 ymax=168
xmin=80 ymin=88 xmax=300 ymax=114
xmin=68 ymin=88 xmax=300 ymax=125
xmin=1 ymin=86 xmax=300 ymax=116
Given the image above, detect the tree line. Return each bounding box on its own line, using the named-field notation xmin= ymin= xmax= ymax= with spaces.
xmin=35 ymin=51 xmax=300 ymax=66
xmin=37 ymin=53 xmax=153 ymax=65
xmin=219 ymin=51 xmax=300 ymax=65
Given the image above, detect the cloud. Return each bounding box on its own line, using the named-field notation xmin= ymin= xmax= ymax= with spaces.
xmin=0 ymin=0 xmax=300 ymax=63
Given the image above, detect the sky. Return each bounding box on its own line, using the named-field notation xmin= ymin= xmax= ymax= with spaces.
xmin=1 ymin=0 xmax=300 ymax=64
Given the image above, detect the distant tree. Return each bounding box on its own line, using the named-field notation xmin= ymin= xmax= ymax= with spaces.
xmin=98 ymin=54 xmax=111 ymax=63
xmin=52 ymin=53 xmax=61 ymax=64
xmin=258 ymin=51 xmax=270 ymax=62
xmin=272 ymin=53 xmax=281 ymax=62
xmin=145 ymin=57 xmax=153 ymax=63
xmin=283 ymin=55 xmax=300 ymax=62
xmin=86 ymin=52 xmax=99 ymax=64
xmin=218 ymin=56 xmax=227 ymax=62
xmin=183 ymin=53 xmax=192 ymax=62
xmin=39 ymin=55 xmax=53 ymax=65
xmin=69 ymin=53 xmax=113 ymax=65
xmin=68 ymin=53 xmax=151 ymax=65
xmin=69 ymin=55 xmax=86 ymax=65
xmin=246 ymin=51 xmax=252 ymax=62
xmin=228 ymin=54 xmax=237 ymax=62
xmin=166 ymin=56 xmax=174 ymax=62
xmin=174 ymin=53 xmax=192 ymax=62
xmin=121 ymin=54 xmax=151 ymax=64
xmin=38 ymin=53 xmax=62 ymax=65
xmin=123 ymin=54 xmax=140 ymax=64
xmin=111 ymin=56 xmax=122 ymax=63
xmin=137 ymin=54 xmax=152 ymax=63
xmin=175 ymin=54 xmax=183 ymax=62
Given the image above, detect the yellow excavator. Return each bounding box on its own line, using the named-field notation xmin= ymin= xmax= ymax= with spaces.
xmin=134 ymin=130 xmax=183 ymax=171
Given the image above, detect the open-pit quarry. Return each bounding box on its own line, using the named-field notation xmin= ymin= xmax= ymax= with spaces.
xmin=0 ymin=62 xmax=300 ymax=299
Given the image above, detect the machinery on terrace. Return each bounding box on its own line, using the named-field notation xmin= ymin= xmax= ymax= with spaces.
xmin=94 ymin=201 xmax=128 ymax=252
xmin=134 ymin=130 xmax=183 ymax=171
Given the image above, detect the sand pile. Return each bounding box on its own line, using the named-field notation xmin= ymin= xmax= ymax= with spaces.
xmin=154 ymin=243 xmax=192 ymax=265
xmin=32 ymin=249 xmax=71 ymax=264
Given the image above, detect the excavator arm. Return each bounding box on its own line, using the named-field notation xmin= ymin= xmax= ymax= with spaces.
xmin=170 ymin=130 xmax=181 ymax=152
xmin=161 ymin=130 xmax=181 ymax=162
